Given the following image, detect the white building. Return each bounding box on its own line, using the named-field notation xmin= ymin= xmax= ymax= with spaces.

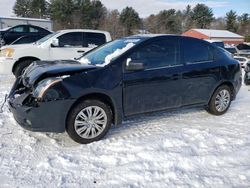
xmin=183 ymin=29 xmax=244 ymax=45
xmin=0 ymin=16 xmax=53 ymax=30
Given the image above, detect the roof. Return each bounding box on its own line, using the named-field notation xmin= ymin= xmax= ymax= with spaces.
xmin=0 ymin=16 xmax=52 ymax=23
xmin=58 ymin=29 xmax=110 ymax=35
xmin=193 ymin=29 xmax=244 ymax=39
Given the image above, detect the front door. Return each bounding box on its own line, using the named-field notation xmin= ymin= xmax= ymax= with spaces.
xmin=123 ymin=37 xmax=184 ymax=116
xmin=49 ymin=32 xmax=89 ymax=60
xmin=5 ymin=25 xmax=28 ymax=44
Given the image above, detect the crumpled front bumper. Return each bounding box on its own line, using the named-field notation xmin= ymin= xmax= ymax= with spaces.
xmin=8 ymin=79 xmax=75 ymax=133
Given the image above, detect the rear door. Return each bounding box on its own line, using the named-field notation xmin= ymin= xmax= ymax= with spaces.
xmin=181 ymin=37 xmax=221 ymax=105
xmin=84 ymin=32 xmax=107 ymax=50
xmin=123 ymin=37 xmax=184 ymax=116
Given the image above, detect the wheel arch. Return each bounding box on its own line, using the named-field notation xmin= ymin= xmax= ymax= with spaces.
xmin=208 ymin=81 xmax=235 ymax=104
xmin=12 ymin=56 xmax=40 ymax=73
xmin=66 ymin=92 xmax=121 ymax=127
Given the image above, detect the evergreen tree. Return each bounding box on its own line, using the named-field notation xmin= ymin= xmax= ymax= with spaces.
xmin=191 ymin=4 xmax=214 ymax=28
xmin=13 ymin=0 xmax=32 ymax=17
xmin=50 ymin=0 xmax=74 ymax=28
xmin=119 ymin=7 xmax=141 ymax=35
xmin=183 ymin=5 xmax=193 ymax=31
xmin=238 ymin=13 xmax=250 ymax=38
xmin=31 ymin=0 xmax=47 ymax=18
xmin=158 ymin=9 xmax=181 ymax=34
xmin=226 ymin=10 xmax=238 ymax=32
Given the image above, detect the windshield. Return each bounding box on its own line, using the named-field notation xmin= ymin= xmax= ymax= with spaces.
xmin=79 ymin=38 xmax=143 ymax=66
xmin=35 ymin=32 xmax=59 ymax=45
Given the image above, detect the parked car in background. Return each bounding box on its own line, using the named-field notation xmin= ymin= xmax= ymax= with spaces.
xmin=236 ymin=43 xmax=250 ymax=59
xmin=234 ymin=56 xmax=249 ymax=68
xmin=8 ymin=35 xmax=242 ymax=144
xmin=0 ymin=24 xmax=51 ymax=46
xmin=225 ymin=46 xmax=237 ymax=55
xmin=0 ymin=29 xmax=112 ymax=77
xmin=244 ymin=61 xmax=250 ymax=85
xmin=10 ymin=35 xmax=44 ymax=45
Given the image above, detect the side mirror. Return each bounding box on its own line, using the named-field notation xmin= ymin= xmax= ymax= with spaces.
xmin=51 ymin=38 xmax=59 ymax=47
xmin=125 ymin=58 xmax=144 ymax=71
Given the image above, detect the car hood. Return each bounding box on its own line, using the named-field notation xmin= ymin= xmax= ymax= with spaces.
xmin=22 ymin=60 xmax=97 ymax=87
xmin=1 ymin=43 xmax=35 ymax=49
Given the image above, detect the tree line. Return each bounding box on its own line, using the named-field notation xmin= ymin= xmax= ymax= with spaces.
xmin=13 ymin=0 xmax=250 ymax=41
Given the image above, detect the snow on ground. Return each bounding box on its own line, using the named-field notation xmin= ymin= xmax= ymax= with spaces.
xmin=0 ymin=74 xmax=250 ymax=188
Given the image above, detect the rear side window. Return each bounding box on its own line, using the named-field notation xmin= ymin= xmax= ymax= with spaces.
xmin=182 ymin=38 xmax=213 ymax=64
xmin=29 ymin=26 xmax=39 ymax=33
xmin=84 ymin=32 xmax=106 ymax=47
xmin=129 ymin=38 xmax=181 ymax=69
xmin=58 ymin=32 xmax=83 ymax=47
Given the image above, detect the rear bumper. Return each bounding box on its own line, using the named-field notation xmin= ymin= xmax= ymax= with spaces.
xmin=8 ymin=93 xmax=75 ymax=133
xmin=0 ymin=57 xmax=16 ymax=74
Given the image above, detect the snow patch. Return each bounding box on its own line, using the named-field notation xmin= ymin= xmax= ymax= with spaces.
xmin=101 ymin=42 xmax=135 ymax=66
xmin=0 ymin=74 xmax=250 ymax=187
xmin=78 ymin=57 xmax=91 ymax=65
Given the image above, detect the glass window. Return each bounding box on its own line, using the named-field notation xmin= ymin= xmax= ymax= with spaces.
xmin=84 ymin=32 xmax=106 ymax=47
xmin=58 ymin=32 xmax=83 ymax=47
xmin=29 ymin=26 xmax=39 ymax=33
xmin=79 ymin=38 xmax=143 ymax=66
xmin=183 ymin=38 xmax=213 ymax=64
xmin=129 ymin=38 xmax=181 ymax=69
xmin=10 ymin=26 xmax=25 ymax=33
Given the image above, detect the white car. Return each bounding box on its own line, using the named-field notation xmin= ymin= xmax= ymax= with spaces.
xmin=234 ymin=56 xmax=249 ymax=68
xmin=0 ymin=29 xmax=111 ymax=77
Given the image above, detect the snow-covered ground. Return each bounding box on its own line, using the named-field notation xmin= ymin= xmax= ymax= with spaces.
xmin=0 ymin=74 xmax=250 ymax=187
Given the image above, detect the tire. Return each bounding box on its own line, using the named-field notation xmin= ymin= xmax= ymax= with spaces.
xmin=207 ymin=85 xmax=232 ymax=115
xmin=66 ymin=99 xmax=112 ymax=144
xmin=13 ymin=59 xmax=34 ymax=78
xmin=244 ymin=73 xmax=250 ymax=85
xmin=0 ymin=38 xmax=5 ymax=47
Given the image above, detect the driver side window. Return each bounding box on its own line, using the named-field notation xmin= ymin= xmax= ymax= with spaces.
xmin=128 ymin=38 xmax=181 ymax=70
xmin=10 ymin=26 xmax=25 ymax=33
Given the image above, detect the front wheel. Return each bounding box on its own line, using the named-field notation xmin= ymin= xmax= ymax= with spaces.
xmin=0 ymin=38 xmax=5 ymax=47
xmin=66 ymin=100 xmax=112 ymax=144
xmin=207 ymin=85 xmax=232 ymax=115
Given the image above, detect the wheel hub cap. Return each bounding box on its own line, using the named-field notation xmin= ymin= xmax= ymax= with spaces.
xmin=74 ymin=106 xmax=107 ymax=139
xmin=215 ymin=89 xmax=230 ymax=112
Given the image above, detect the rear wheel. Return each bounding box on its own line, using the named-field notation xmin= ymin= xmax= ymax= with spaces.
xmin=66 ymin=99 xmax=112 ymax=144
xmin=244 ymin=73 xmax=250 ymax=85
xmin=13 ymin=59 xmax=34 ymax=78
xmin=207 ymin=85 xmax=232 ymax=115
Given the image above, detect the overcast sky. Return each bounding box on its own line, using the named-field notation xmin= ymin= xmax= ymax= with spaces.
xmin=0 ymin=0 xmax=249 ymax=18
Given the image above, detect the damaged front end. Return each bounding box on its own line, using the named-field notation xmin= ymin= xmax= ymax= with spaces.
xmin=8 ymin=60 xmax=96 ymax=132
xmin=8 ymin=75 xmax=75 ymax=132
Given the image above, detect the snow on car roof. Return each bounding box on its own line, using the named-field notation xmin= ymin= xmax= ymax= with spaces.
xmin=194 ymin=29 xmax=244 ymax=38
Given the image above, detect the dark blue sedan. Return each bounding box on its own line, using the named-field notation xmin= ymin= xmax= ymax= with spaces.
xmin=8 ymin=35 xmax=242 ymax=144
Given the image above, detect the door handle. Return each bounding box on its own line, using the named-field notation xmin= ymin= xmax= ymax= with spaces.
xmin=77 ymin=50 xmax=85 ymax=53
